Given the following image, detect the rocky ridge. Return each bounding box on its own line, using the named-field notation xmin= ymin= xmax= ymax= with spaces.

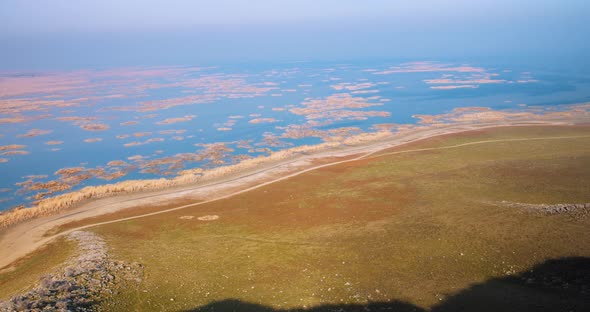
xmin=0 ymin=231 xmax=142 ymax=312
xmin=496 ymin=201 xmax=590 ymax=218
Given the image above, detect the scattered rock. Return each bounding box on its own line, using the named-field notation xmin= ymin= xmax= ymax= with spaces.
xmin=197 ymin=215 xmax=220 ymax=221
xmin=0 ymin=231 xmax=143 ymax=312
xmin=494 ymin=201 xmax=590 ymax=219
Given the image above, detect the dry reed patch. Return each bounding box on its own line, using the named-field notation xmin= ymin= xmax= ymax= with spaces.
xmin=372 ymin=125 xmax=590 ymax=158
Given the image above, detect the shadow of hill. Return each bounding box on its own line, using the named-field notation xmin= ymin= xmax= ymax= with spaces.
xmin=432 ymin=256 xmax=590 ymax=312
xmin=186 ymin=299 xmax=423 ymax=312
xmin=184 ymin=257 xmax=590 ymax=312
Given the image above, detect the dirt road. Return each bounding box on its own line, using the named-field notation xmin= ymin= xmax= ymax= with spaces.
xmin=0 ymin=120 xmax=584 ymax=271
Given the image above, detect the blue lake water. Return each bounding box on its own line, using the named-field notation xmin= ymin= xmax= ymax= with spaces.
xmin=1 ymin=60 xmax=589 ymax=211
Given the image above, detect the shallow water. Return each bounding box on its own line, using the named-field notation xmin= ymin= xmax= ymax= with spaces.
xmin=1 ymin=60 xmax=589 ymax=210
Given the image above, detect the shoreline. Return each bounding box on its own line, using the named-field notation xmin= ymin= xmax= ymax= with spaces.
xmin=0 ymin=118 xmax=589 ymax=271
xmin=2 ymin=103 xmax=589 ymax=230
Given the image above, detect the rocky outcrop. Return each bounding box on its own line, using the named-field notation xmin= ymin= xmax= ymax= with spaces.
xmin=0 ymin=231 xmax=142 ymax=312
xmin=496 ymin=201 xmax=590 ymax=218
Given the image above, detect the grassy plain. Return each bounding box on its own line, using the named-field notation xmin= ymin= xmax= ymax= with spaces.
xmin=89 ymin=125 xmax=590 ymax=311
xmin=3 ymin=125 xmax=590 ymax=311
xmin=0 ymin=237 xmax=74 ymax=300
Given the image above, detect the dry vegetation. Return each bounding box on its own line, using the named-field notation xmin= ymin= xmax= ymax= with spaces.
xmin=0 ymin=130 xmax=391 ymax=229
xmin=0 ymin=67 xmax=276 ymax=131
xmin=44 ymin=141 xmax=64 ymax=146
xmin=249 ymin=118 xmax=278 ymax=124
xmin=79 ymin=123 xmax=110 ymax=131
xmin=87 ymin=125 xmax=590 ymax=311
xmin=413 ymin=103 xmax=590 ymax=124
xmin=0 ymin=145 xmax=27 ymax=151
xmin=83 ymin=138 xmax=103 ymax=143
xmin=2 ymin=97 xmax=589 ymax=230
xmin=0 ymin=125 xmax=589 ymax=311
xmin=289 ymin=93 xmax=388 ymax=121
xmin=1 ymin=150 xmax=29 ymax=156
xmin=155 ymin=115 xmax=196 ymax=125
xmin=17 ymin=129 xmax=52 ymax=138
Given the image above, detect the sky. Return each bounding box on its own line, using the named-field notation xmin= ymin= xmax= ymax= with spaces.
xmin=0 ymin=0 xmax=589 ymax=69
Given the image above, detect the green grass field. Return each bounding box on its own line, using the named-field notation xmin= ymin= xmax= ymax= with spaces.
xmin=2 ymin=125 xmax=590 ymax=311
xmin=88 ymin=125 xmax=590 ymax=311
xmin=0 ymin=237 xmax=74 ymax=301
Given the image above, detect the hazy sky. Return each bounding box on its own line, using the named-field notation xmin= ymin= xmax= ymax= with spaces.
xmin=1 ymin=0 xmax=588 ymax=69
xmin=1 ymin=0 xmax=587 ymax=33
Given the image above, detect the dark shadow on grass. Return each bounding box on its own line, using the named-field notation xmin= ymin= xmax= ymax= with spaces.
xmin=186 ymin=299 xmax=423 ymax=312
xmin=432 ymin=256 xmax=590 ymax=312
xmin=184 ymin=257 xmax=590 ymax=312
